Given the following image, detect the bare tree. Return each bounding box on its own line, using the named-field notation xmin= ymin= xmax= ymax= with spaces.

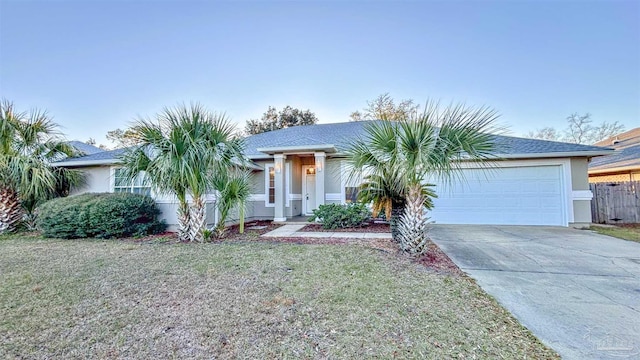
xmin=564 ymin=113 xmax=594 ymax=144
xmin=350 ymin=93 xmax=420 ymax=121
xmin=524 ymin=113 xmax=625 ymax=144
xmin=525 ymin=127 xmax=561 ymax=141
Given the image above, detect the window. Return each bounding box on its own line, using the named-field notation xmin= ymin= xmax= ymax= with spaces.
xmin=345 ymin=186 xmax=359 ymax=203
xmin=113 ymin=168 xmax=151 ymax=195
xmin=267 ymin=166 xmax=275 ymax=205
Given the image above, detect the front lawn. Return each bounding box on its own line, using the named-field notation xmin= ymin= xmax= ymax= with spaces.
xmin=590 ymin=224 xmax=640 ymax=243
xmin=0 ymin=234 xmax=558 ymax=359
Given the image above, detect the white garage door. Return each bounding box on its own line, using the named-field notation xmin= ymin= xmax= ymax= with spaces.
xmin=429 ymin=165 xmax=566 ymax=226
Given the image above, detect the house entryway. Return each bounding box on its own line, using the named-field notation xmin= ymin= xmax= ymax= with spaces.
xmin=302 ymin=165 xmax=317 ymax=215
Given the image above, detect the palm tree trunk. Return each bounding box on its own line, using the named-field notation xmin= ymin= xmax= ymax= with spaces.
xmin=176 ymin=201 xmax=191 ymax=242
xmin=389 ymin=200 xmax=405 ymax=242
xmin=189 ymin=196 xmax=206 ymax=242
xmin=238 ymin=204 xmax=245 ymax=234
xmin=0 ymin=187 xmax=23 ymax=233
xmin=397 ymin=184 xmax=429 ymax=255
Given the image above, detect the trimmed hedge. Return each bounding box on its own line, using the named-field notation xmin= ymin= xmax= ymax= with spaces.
xmin=37 ymin=193 xmax=166 ymax=239
xmin=308 ymin=203 xmax=372 ymax=229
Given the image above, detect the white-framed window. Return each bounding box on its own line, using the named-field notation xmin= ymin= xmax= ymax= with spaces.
xmin=265 ymin=164 xmax=275 ymax=206
xmin=341 ymin=161 xmax=369 ymax=204
xmin=113 ymin=168 xmax=151 ymax=196
xmin=345 ymin=186 xmax=359 ymax=203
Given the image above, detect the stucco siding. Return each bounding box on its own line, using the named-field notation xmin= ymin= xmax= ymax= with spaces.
xmin=570 ymin=158 xmax=589 ymax=190
xmin=71 ymin=166 xmax=112 ymax=195
xmin=325 ymin=158 xmax=342 ymax=194
xmin=569 ymin=158 xmax=592 ymax=225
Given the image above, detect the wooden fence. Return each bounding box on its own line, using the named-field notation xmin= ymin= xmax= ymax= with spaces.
xmin=590 ymin=181 xmax=640 ymax=224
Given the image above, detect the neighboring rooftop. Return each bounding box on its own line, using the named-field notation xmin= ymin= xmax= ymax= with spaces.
xmin=68 ymin=141 xmax=104 ymax=155
xmin=590 ymin=127 xmax=640 ymax=172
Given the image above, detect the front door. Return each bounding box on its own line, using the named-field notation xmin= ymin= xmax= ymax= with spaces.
xmin=303 ymin=166 xmax=316 ymax=215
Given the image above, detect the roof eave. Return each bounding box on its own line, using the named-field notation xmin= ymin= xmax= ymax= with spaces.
xmin=53 ymin=159 xmax=120 ymax=167
xmin=496 ymin=150 xmax=615 ymax=159
xmin=256 ymin=144 xmax=337 ymax=155
xmin=588 ymin=165 xmax=640 ymax=174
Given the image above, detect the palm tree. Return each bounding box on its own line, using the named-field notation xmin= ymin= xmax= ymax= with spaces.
xmin=212 ymin=169 xmax=251 ymax=236
xmin=357 ymin=171 xmax=436 ymax=240
xmin=345 ymin=101 xmax=501 ymax=254
xmin=119 ymin=103 xmax=245 ymax=242
xmin=0 ymin=100 xmax=83 ymax=232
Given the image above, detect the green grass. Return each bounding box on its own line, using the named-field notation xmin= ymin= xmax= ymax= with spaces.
xmin=0 ymin=235 xmax=559 ymax=359
xmin=590 ymin=225 xmax=640 ymax=243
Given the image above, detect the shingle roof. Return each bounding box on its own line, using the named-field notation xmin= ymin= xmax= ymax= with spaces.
xmin=244 ymin=121 xmax=612 ymax=158
xmin=589 ymin=128 xmax=640 ymax=171
xmin=55 ymin=147 xmax=126 ymax=165
xmin=55 ymin=121 xmax=613 ymax=166
xmin=68 ymin=141 xmax=104 ymax=155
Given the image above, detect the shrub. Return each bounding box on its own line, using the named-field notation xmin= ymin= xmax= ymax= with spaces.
xmin=308 ymin=203 xmax=372 ymax=229
xmin=37 ymin=193 xmax=166 ymax=239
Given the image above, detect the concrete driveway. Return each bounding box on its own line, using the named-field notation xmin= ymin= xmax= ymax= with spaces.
xmin=429 ymin=225 xmax=640 ymax=360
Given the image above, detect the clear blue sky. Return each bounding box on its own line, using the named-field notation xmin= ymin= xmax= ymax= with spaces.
xmin=1 ymin=0 xmax=638 ymax=146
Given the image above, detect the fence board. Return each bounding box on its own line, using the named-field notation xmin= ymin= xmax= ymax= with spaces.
xmin=589 ymin=181 xmax=640 ymax=224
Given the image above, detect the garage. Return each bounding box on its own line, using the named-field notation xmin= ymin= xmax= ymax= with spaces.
xmin=429 ymin=165 xmax=567 ymax=226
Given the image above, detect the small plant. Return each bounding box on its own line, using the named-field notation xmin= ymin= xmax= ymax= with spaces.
xmin=308 ymin=203 xmax=371 ymax=229
xmin=202 ymin=228 xmax=214 ymax=242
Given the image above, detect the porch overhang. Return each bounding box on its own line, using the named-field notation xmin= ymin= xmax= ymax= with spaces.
xmin=256 ymin=144 xmax=337 ymax=155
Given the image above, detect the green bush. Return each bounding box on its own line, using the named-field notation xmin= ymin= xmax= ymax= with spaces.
xmin=308 ymin=203 xmax=372 ymax=229
xmin=37 ymin=193 xmax=166 ymax=239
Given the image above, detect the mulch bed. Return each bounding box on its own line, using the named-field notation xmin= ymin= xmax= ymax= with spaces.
xmin=124 ymin=220 xmax=462 ymax=276
xmin=299 ymin=222 xmax=390 ymax=233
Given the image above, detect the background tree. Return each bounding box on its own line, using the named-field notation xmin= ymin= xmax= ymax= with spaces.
xmin=106 ymin=128 xmax=139 ymax=148
xmin=0 ymin=100 xmax=83 ymax=232
xmin=119 ymin=103 xmax=245 ymax=242
xmin=245 ymin=106 xmax=318 ymax=135
xmin=345 ymin=101 xmax=501 ymax=255
xmin=524 ymin=113 xmax=625 ymax=144
xmin=350 ymin=93 xmax=420 ymax=121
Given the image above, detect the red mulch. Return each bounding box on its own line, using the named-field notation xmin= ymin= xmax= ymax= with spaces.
xmin=300 ymin=222 xmax=390 ymax=233
xmin=414 ymin=241 xmax=464 ymax=276
xmin=122 ymin=221 xmax=462 ymax=276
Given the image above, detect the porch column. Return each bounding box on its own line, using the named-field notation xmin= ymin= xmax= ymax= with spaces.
xmin=273 ymin=154 xmax=287 ymax=222
xmin=315 ymin=152 xmax=326 ymax=208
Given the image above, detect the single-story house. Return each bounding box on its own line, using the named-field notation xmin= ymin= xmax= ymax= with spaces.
xmin=589 ymin=128 xmax=640 ymax=183
xmin=54 ymin=121 xmax=613 ymax=228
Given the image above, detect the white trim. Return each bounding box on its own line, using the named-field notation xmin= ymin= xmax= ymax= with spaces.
xmin=257 ymin=144 xmax=336 ymax=154
xmin=496 ymin=150 xmax=614 ymax=159
xmin=289 ymin=194 xmax=302 ymax=201
xmin=109 ymin=166 xmax=153 ymax=197
xmin=273 ymin=217 xmax=287 ymax=222
xmin=302 ymin=165 xmax=316 ymax=215
xmin=572 ymin=190 xmax=593 ymax=201
xmin=109 ymin=166 xmax=116 ymax=193
xmin=286 ymin=162 xmax=291 ymax=207
xmin=437 ymin=159 xmax=572 ymax=226
xmin=264 ymin=163 xmax=275 ymax=208
xmin=55 ymin=159 xmax=120 ymax=167
xmin=249 ymin=194 xmax=265 ymax=202
xmin=325 ymin=193 xmax=341 ymax=201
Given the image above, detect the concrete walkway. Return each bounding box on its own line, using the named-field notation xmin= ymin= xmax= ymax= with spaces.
xmin=262 ymin=224 xmax=392 ymax=239
xmin=429 ymin=225 xmax=640 ymax=360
